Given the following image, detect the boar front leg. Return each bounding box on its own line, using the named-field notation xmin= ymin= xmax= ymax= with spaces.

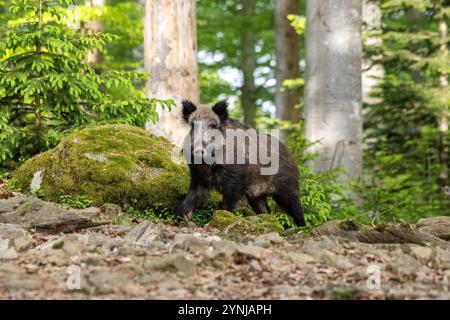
xmin=181 ymin=167 xmax=209 ymax=221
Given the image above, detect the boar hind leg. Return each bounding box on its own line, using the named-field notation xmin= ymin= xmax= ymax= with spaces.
xmin=247 ymin=196 xmax=270 ymax=215
xmin=273 ymin=192 xmax=305 ymax=227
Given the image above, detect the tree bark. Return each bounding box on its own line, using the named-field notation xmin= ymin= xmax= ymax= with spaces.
xmin=362 ymin=0 xmax=383 ymax=106
xmin=313 ymin=220 xmax=450 ymax=250
xmin=84 ymin=0 xmax=106 ymax=72
xmin=304 ymin=0 xmax=363 ymax=181
xmin=438 ymin=15 xmax=449 ymax=186
xmin=144 ymin=0 xmax=199 ymax=146
xmin=240 ymin=0 xmax=257 ymax=128
xmin=275 ymin=0 xmax=301 ymax=141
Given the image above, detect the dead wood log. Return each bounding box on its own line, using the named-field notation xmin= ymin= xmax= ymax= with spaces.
xmin=313 ymin=220 xmax=450 ymax=250
xmin=0 ymin=194 xmax=108 ymax=233
xmin=416 ymin=216 xmax=450 ymax=241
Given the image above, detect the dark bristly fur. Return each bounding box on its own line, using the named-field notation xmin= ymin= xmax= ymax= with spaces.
xmin=181 ymin=100 xmax=306 ymax=227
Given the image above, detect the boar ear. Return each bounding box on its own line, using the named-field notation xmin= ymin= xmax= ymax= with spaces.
xmin=182 ymin=100 xmax=197 ymax=123
xmin=212 ymin=100 xmax=228 ymax=122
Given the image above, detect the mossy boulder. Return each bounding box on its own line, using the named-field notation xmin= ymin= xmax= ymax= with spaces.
xmin=207 ymin=210 xmax=284 ymax=235
xmin=11 ymin=125 xmax=190 ymax=212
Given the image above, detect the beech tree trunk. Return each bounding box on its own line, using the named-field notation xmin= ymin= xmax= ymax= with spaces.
xmin=438 ymin=15 xmax=449 ymax=186
xmin=305 ymin=0 xmax=363 ymax=181
xmin=362 ymin=0 xmax=383 ymax=106
xmin=275 ymin=0 xmax=301 ymax=141
xmin=84 ymin=0 xmax=105 ymax=72
xmin=240 ymin=0 xmax=257 ymax=128
xmin=144 ymin=0 xmax=199 ymax=146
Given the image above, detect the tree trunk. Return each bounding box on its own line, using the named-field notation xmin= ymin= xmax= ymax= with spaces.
xmin=144 ymin=0 xmax=199 ymax=146
xmin=84 ymin=0 xmax=105 ymax=72
xmin=240 ymin=0 xmax=257 ymax=128
xmin=362 ymin=0 xmax=383 ymax=106
xmin=275 ymin=0 xmax=301 ymax=141
xmin=438 ymin=15 xmax=449 ymax=186
xmin=313 ymin=220 xmax=450 ymax=250
xmin=304 ymin=0 xmax=363 ymax=181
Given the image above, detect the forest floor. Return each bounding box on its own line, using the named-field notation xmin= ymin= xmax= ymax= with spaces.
xmin=0 ymin=194 xmax=449 ymax=299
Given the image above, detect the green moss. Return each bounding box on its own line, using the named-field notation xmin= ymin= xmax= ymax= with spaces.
xmin=11 ymin=124 xmax=190 ymax=212
xmin=207 ymin=210 xmax=284 ymax=235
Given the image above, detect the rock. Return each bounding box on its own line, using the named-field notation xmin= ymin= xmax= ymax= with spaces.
xmin=99 ymin=203 xmax=123 ymax=219
xmin=60 ymin=234 xmax=88 ymax=256
xmin=2 ymin=275 xmax=43 ymax=291
xmin=0 ymin=243 xmax=18 ymax=260
xmin=409 ymin=246 xmax=433 ymax=262
xmin=207 ymin=210 xmax=284 ymax=235
xmin=301 ymin=237 xmax=338 ymax=256
xmin=254 ymin=232 xmax=284 ymax=248
xmin=289 ymin=252 xmax=315 ymax=266
xmin=172 ymin=234 xmax=210 ymax=252
xmin=235 ymin=244 xmax=266 ymax=260
xmin=10 ymin=125 xmax=190 ymax=212
xmin=432 ymin=247 xmax=450 ymax=269
xmin=0 ymin=224 xmax=34 ymax=252
xmin=319 ymin=251 xmax=354 ymax=270
xmin=148 ymin=254 xmax=197 ymax=277
xmin=387 ymin=253 xmax=427 ymax=277
xmin=88 ymin=270 xmax=132 ymax=295
xmin=125 ymin=221 xmax=160 ymax=246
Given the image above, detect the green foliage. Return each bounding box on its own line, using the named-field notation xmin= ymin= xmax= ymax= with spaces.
xmin=124 ymin=201 xmax=181 ymax=225
xmin=286 ymin=125 xmax=360 ymax=227
xmin=362 ymin=0 xmax=450 ymax=222
xmin=191 ymin=203 xmax=218 ymax=226
xmin=197 ymin=0 xmax=277 ymax=117
xmin=58 ymin=194 xmax=92 ymax=209
xmin=0 ymin=0 xmax=174 ymax=174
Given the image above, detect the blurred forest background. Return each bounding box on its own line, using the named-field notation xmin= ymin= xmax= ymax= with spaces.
xmin=0 ymin=0 xmax=449 ymax=226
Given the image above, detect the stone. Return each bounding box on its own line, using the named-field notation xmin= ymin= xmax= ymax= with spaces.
xmin=409 ymin=246 xmax=433 ymax=262
xmin=207 ymin=210 xmax=284 ymax=235
xmin=99 ymin=203 xmax=123 ymax=219
xmin=149 ymin=254 xmax=197 ymax=277
xmin=88 ymin=270 xmax=131 ymax=295
xmin=0 ymin=223 xmax=34 ymax=252
xmin=254 ymin=232 xmax=284 ymax=248
xmin=10 ymin=125 xmax=190 ymax=212
xmin=234 ymin=244 xmax=266 ymax=262
xmin=172 ymin=234 xmax=210 ymax=252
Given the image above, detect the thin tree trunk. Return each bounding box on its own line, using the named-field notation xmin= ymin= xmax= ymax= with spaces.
xmin=304 ymin=0 xmax=363 ymax=181
xmin=240 ymin=0 xmax=257 ymax=128
xmin=275 ymin=0 xmax=301 ymax=141
xmin=438 ymin=14 xmax=449 ymax=186
xmin=144 ymin=0 xmax=199 ymax=146
xmin=84 ymin=0 xmax=106 ymax=72
xmin=362 ymin=0 xmax=383 ymax=106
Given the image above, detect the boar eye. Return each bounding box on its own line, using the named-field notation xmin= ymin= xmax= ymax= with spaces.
xmin=210 ymin=123 xmax=219 ymax=129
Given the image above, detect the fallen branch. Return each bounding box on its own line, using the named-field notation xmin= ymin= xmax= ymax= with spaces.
xmin=416 ymin=217 xmax=450 ymax=241
xmin=0 ymin=194 xmax=107 ymax=233
xmin=313 ymin=220 xmax=450 ymax=250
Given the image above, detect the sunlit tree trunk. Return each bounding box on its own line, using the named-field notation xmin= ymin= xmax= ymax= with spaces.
xmin=304 ymin=0 xmax=363 ymax=181
xmin=438 ymin=14 xmax=449 ymax=186
xmin=240 ymin=0 xmax=257 ymax=128
xmin=144 ymin=0 xmax=199 ymax=145
xmin=362 ymin=0 xmax=383 ymax=106
xmin=275 ymin=0 xmax=300 ymax=141
xmin=84 ymin=0 xmax=105 ymax=72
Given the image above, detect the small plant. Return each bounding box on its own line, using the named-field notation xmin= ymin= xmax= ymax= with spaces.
xmin=31 ymin=188 xmax=45 ymax=198
xmin=59 ymin=194 xmax=92 ymax=209
xmin=0 ymin=0 xmax=174 ymax=172
xmin=124 ymin=201 xmax=181 ymax=224
xmin=192 ymin=203 xmax=217 ymax=226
